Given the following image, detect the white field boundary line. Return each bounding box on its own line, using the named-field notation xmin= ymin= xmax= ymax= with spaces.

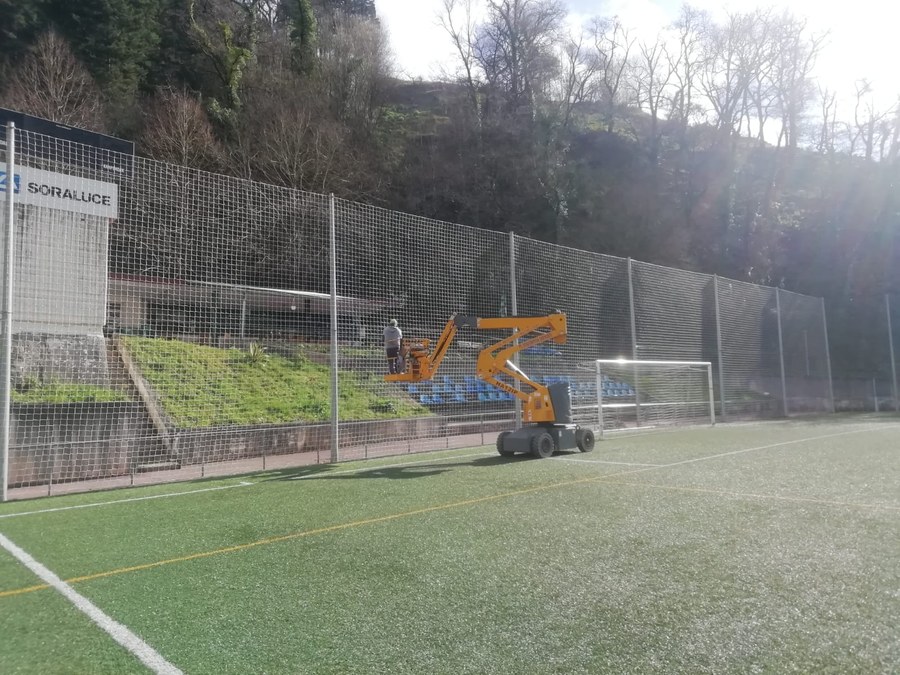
xmin=2 ymin=451 xmax=493 ymax=518
xmin=553 ymin=457 xmax=663 ymax=467
xmin=0 ymin=481 xmax=254 ymax=520
xmin=0 ymin=532 xmax=183 ymax=675
xmin=289 ymin=451 xmax=496 ymax=480
xmin=568 ymin=424 xmax=900 ymax=480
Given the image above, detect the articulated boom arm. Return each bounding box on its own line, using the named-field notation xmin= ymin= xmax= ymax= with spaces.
xmin=385 ymin=312 xmax=568 ymax=424
xmin=469 ymin=313 xmax=567 ymax=423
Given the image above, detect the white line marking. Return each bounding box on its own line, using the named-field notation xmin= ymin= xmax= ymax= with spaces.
xmin=290 ymin=452 xmax=495 ymax=480
xmin=609 ymin=425 xmax=896 ymax=478
xmin=0 ymin=482 xmax=253 ymax=520
xmin=0 ymin=532 xmax=183 ymax=674
xmin=553 ymin=457 xmax=663 ymax=467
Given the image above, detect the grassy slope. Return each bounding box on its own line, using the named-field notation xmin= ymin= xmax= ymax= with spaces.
xmin=122 ymin=337 xmax=426 ymax=428
xmin=11 ymin=383 xmax=128 ymax=404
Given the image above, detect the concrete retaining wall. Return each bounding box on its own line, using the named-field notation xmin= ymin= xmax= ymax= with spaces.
xmin=9 ymin=402 xmax=444 ymax=487
xmin=9 ymin=402 xmax=158 ymax=487
xmin=173 ymin=416 xmax=444 ymax=465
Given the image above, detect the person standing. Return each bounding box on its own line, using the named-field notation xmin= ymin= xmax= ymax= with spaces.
xmin=384 ymin=318 xmax=403 ymax=374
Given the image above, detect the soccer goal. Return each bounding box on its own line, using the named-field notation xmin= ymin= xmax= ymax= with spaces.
xmin=593 ymin=359 xmax=715 ymax=438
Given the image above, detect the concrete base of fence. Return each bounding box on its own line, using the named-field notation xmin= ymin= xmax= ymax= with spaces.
xmin=9 ymin=402 xmax=163 ymax=487
xmin=8 ymin=403 xmax=447 ymax=488
xmin=172 ymin=416 xmax=444 ymax=466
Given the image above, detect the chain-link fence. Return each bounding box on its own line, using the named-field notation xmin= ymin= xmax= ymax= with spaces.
xmin=828 ymin=293 xmax=900 ymax=412
xmin=0 ymin=125 xmax=864 ymax=500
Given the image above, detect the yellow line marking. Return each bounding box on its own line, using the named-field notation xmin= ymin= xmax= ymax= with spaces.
xmin=2 ymin=425 xmax=896 ymax=599
xmin=0 ymin=583 xmax=50 ymax=598
xmin=0 ymin=474 xmax=601 ymax=599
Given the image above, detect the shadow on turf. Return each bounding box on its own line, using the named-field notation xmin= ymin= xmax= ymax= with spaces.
xmin=255 ymin=454 xmax=519 ymax=482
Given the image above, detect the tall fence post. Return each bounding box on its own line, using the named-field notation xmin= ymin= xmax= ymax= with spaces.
xmin=328 ymin=194 xmax=339 ymax=462
xmin=886 ymin=294 xmax=899 ymax=412
xmin=820 ymin=297 xmax=835 ymax=414
xmin=713 ymin=275 xmax=727 ymax=421
xmin=509 ymin=232 xmax=521 ymax=430
xmin=775 ymin=288 xmax=788 ymax=416
xmin=627 ymin=258 xmax=642 ymax=426
xmin=1 ymin=122 xmax=16 ymax=502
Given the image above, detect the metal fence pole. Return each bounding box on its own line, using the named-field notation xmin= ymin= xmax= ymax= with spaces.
xmin=775 ymin=288 xmax=788 ymax=416
xmin=886 ymin=294 xmax=899 ymax=412
xmin=627 ymin=258 xmax=641 ymax=426
xmin=328 ymin=194 xmax=339 ymax=462
xmin=1 ymin=122 xmax=16 ymax=502
xmin=596 ymin=361 xmax=605 ymax=439
xmin=713 ymin=275 xmax=727 ymax=421
xmin=820 ymin=297 xmax=835 ymax=414
xmin=509 ymin=232 xmax=521 ymax=430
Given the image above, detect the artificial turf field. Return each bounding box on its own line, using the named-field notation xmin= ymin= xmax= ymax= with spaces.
xmin=1 ymin=415 xmax=898 ymax=674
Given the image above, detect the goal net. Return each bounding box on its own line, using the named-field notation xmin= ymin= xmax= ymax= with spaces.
xmin=593 ymin=360 xmax=715 ymax=438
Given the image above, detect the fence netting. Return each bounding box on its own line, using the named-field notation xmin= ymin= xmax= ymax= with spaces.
xmin=0 ymin=128 xmax=862 ymax=499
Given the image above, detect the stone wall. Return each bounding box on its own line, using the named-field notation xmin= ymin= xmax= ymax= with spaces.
xmin=12 ymin=333 xmax=110 ymax=387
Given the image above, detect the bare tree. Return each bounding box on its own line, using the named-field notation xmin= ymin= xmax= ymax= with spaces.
xmin=140 ymin=88 xmax=225 ymax=169
xmin=698 ymin=10 xmax=770 ymax=139
xmin=554 ymin=31 xmax=599 ymax=129
xmin=816 ymin=86 xmax=838 ymax=155
xmin=634 ymin=32 xmax=674 ymax=160
xmin=771 ymin=13 xmax=827 ymax=149
xmin=0 ymin=30 xmax=107 ymax=132
xmin=887 ymin=99 xmax=900 ymax=163
xmin=235 ymin=65 xmax=382 ymax=198
xmin=474 ymin=0 xmax=567 ymax=118
xmin=851 ymin=80 xmax=893 ymax=161
xmin=667 ymin=4 xmax=706 ymax=144
xmin=589 ymin=16 xmax=636 ymax=133
xmin=440 ymin=0 xmax=482 ymax=113
xmin=317 ymin=11 xmax=391 ymax=130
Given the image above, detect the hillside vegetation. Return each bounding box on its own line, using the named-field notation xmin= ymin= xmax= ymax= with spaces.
xmin=122 ymin=337 xmax=427 ymax=428
xmin=1 ymin=1 xmax=898 ymax=374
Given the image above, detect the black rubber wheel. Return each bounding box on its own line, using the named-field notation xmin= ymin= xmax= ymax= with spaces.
xmin=530 ymin=431 xmax=555 ymax=459
xmin=576 ymin=428 xmax=595 ymax=452
xmin=496 ymin=431 xmax=515 ymax=457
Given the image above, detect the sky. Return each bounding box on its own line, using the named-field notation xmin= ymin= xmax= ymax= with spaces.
xmin=375 ymin=0 xmax=900 ymax=110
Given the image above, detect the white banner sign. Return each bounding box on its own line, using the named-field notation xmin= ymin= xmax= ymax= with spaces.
xmin=0 ymin=164 xmax=118 ymax=218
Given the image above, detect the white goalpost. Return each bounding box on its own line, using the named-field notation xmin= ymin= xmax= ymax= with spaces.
xmin=594 ymin=359 xmax=716 ymax=438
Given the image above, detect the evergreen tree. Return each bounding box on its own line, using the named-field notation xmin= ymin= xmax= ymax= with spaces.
xmin=312 ymin=0 xmax=376 ymax=21
xmin=45 ymin=0 xmax=163 ymax=103
xmin=284 ymin=0 xmax=318 ymax=75
xmin=147 ymin=0 xmax=209 ymax=93
xmin=0 ymin=0 xmax=48 ymax=62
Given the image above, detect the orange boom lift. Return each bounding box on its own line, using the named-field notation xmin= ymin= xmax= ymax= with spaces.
xmin=385 ymin=312 xmax=595 ymax=458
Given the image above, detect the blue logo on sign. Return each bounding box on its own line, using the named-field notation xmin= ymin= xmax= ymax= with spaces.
xmin=0 ymin=171 xmax=21 ymax=194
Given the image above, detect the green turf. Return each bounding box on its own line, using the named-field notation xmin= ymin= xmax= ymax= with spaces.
xmin=0 ymin=417 xmax=898 ymax=673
